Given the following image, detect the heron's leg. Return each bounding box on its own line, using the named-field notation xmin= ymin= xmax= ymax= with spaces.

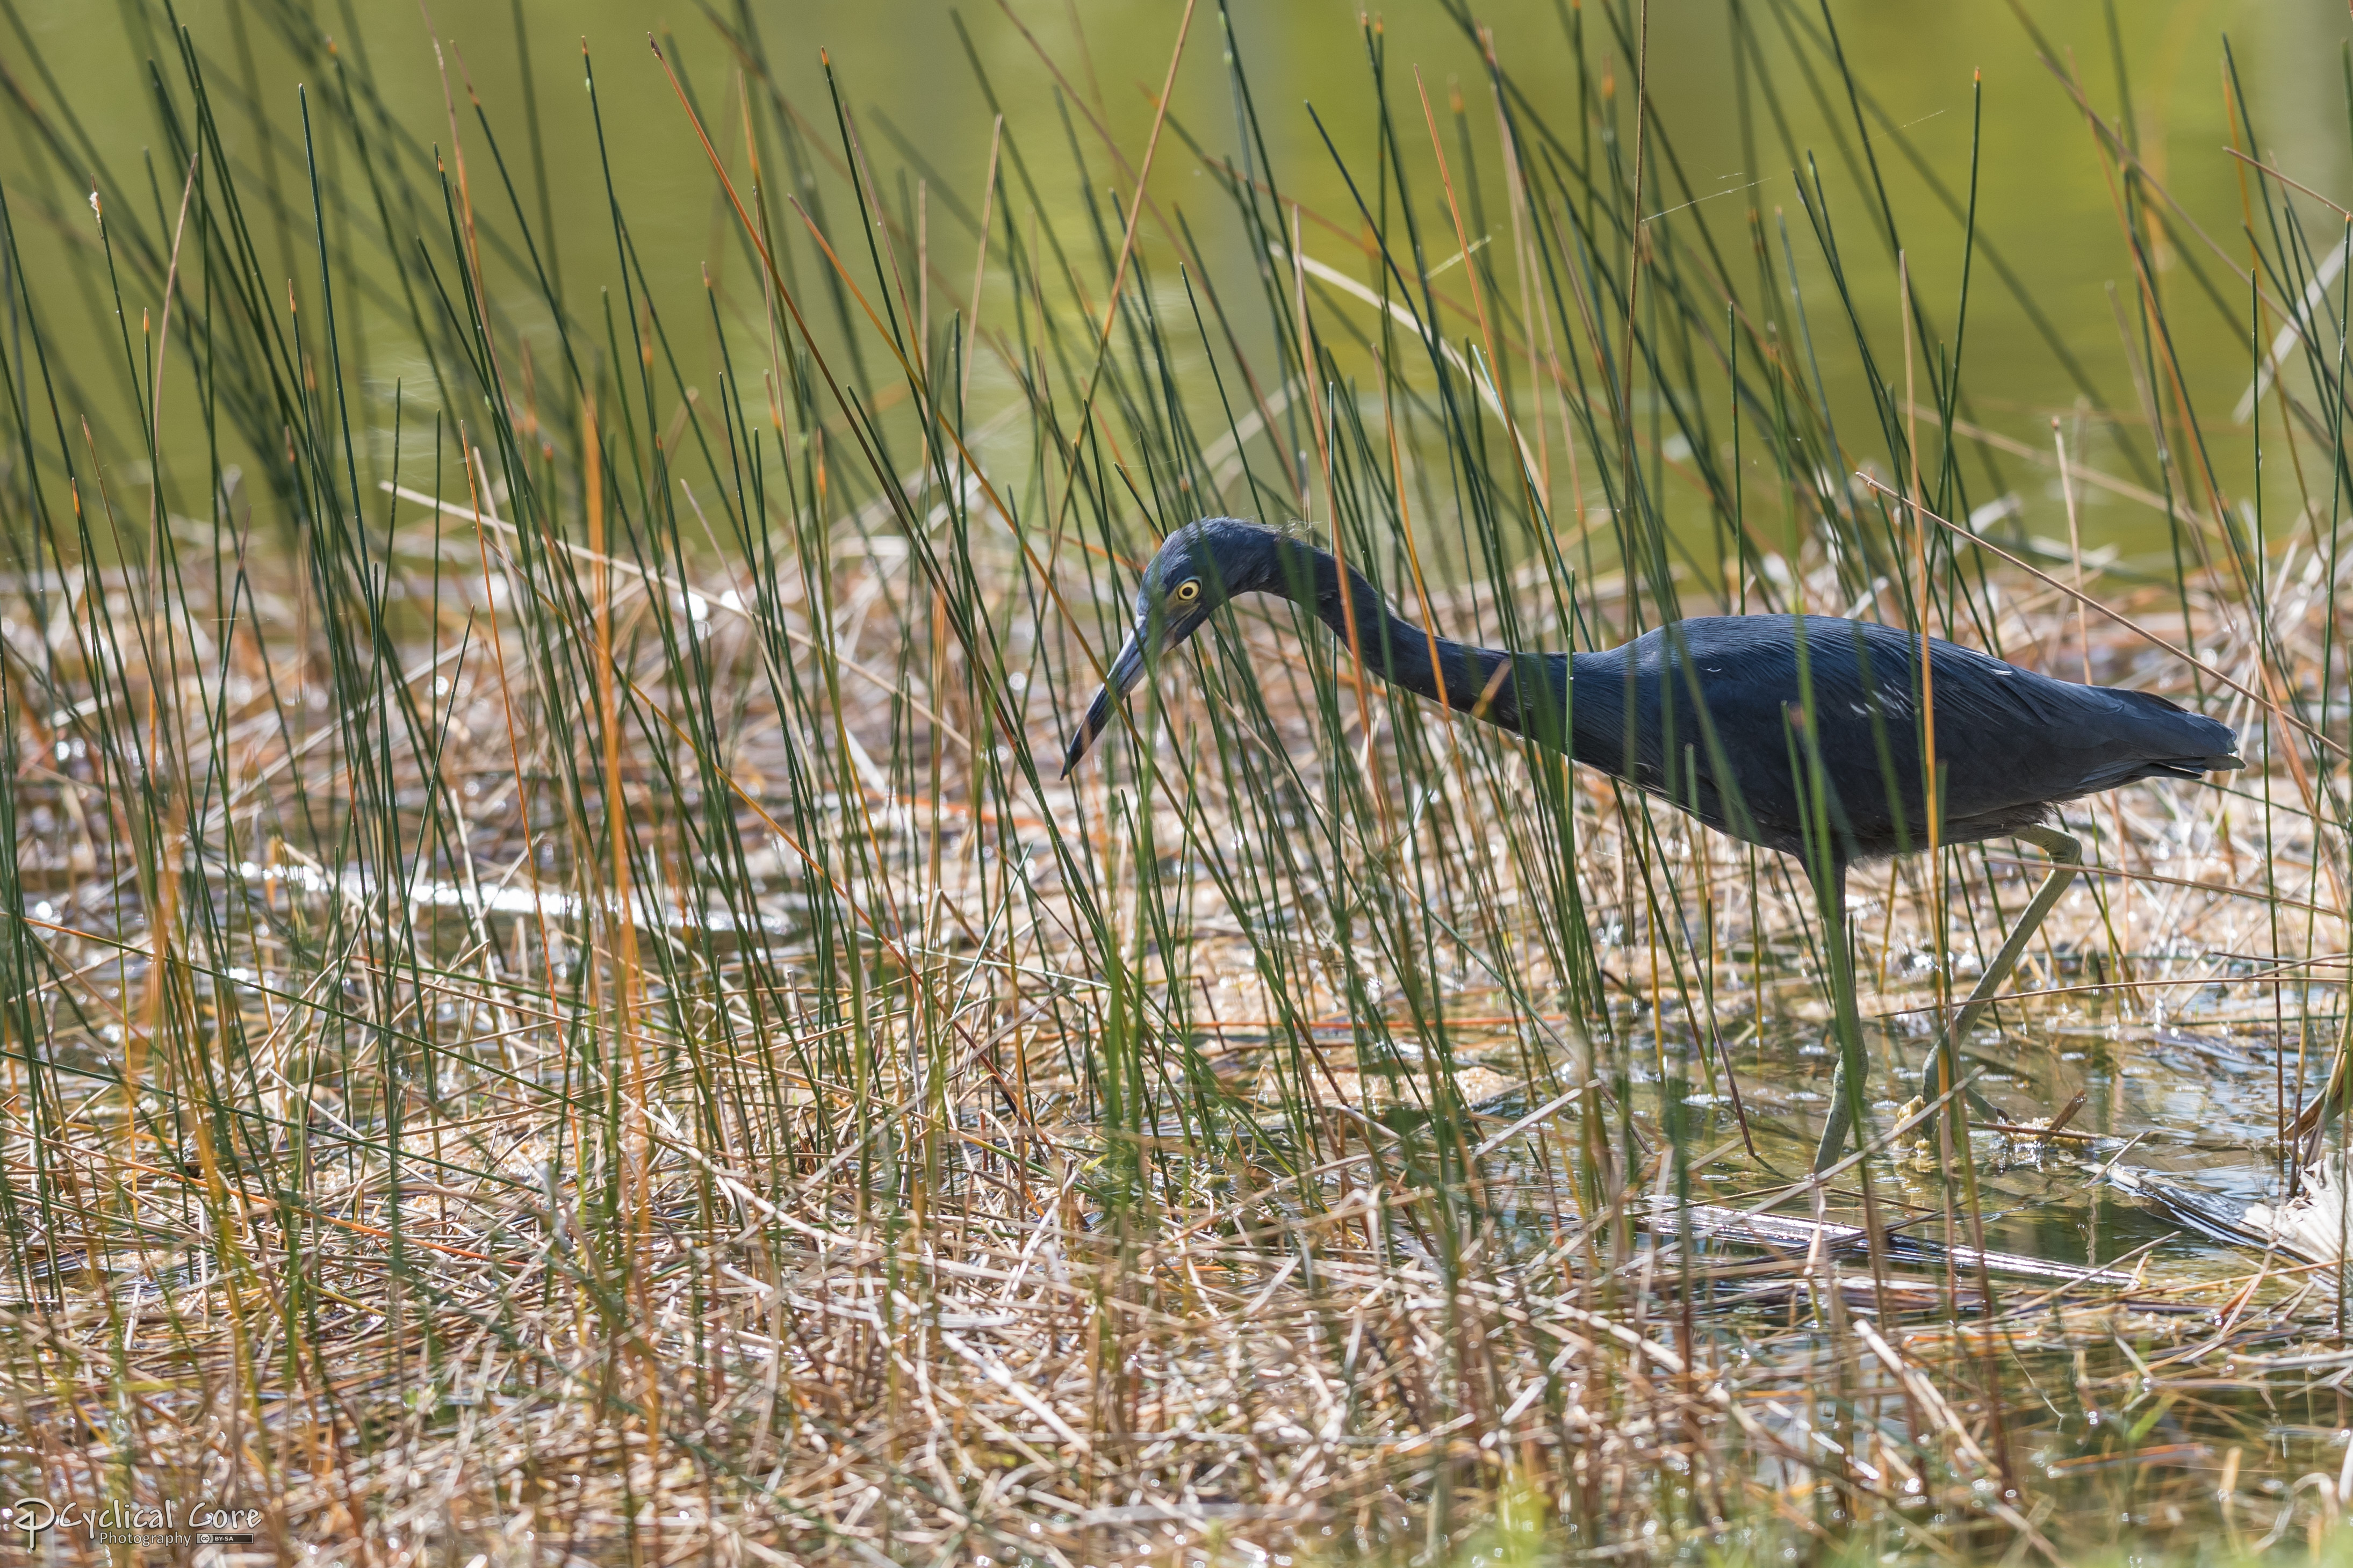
xmin=1918 ymin=824 xmax=2083 ymax=1109
xmin=1811 ymin=861 xmax=1870 ymax=1173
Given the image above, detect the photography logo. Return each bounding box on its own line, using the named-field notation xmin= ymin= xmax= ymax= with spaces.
xmin=6 ymin=1496 xmax=262 ymax=1550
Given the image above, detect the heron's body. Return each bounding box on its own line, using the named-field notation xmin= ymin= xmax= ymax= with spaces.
xmin=1062 ymin=518 xmax=2243 ymax=1166
xmin=1485 ymin=616 xmax=2235 ymax=861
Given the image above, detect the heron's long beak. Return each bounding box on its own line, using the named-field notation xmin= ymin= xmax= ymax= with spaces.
xmin=1061 ymin=624 xmax=1150 ymax=776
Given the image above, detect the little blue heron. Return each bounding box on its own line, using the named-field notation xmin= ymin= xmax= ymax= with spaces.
xmin=1061 ymin=518 xmax=2243 ymax=1170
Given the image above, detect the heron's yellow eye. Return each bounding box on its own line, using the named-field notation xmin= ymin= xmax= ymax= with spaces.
xmin=1175 ymin=579 xmax=1201 ymax=603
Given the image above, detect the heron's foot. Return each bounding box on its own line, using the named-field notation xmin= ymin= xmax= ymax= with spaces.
xmin=1914 ymin=1047 xmax=2005 ymax=1125
xmin=1892 ymin=1095 xmax=1943 ymax=1174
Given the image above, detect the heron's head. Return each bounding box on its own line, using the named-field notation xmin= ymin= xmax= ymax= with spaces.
xmin=1060 ymin=518 xmax=1291 ymax=775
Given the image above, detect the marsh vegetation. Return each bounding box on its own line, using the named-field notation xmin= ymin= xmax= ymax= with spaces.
xmin=1 ymin=1 xmax=2351 ymax=1562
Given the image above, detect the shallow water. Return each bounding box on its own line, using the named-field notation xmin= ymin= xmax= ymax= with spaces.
xmin=1656 ymin=996 xmax=2353 ymax=1549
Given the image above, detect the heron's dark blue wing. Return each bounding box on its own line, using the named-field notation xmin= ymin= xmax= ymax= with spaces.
xmin=1596 ymin=616 xmax=2238 ymax=861
xmin=1917 ymin=639 xmax=2239 ymax=810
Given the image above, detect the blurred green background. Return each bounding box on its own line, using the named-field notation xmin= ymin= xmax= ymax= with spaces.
xmin=2 ymin=0 xmax=2343 ymax=561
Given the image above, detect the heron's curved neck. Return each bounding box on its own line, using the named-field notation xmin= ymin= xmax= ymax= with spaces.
xmin=1265 ymin=537 xmax=1607 ymax=756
